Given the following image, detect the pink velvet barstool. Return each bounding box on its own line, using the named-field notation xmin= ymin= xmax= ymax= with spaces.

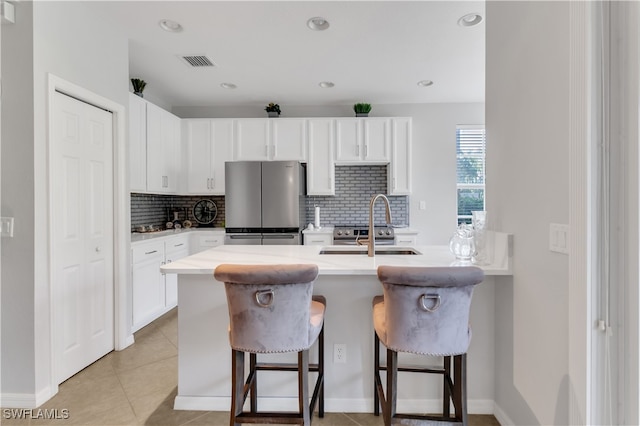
xmin=214 ymin=264 xmax=326 ymax=426
xmin=372 ymin=265 xmax=484 ymax=426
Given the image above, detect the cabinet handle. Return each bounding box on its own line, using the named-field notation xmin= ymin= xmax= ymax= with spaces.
xmin=145 ymin=250 xmax=158 ymax=255
xmin=265 ymin=145 xmax=269 ymax=157
xmin=393 ymin=177 xmax=396 ymax=190
xmin=310 ymin=239 xmax=325 ymax=243
xmin=272 ymin=145 xmax=276 ymax=158
xmin=364 ymin=144 xmax=368 ymax=158
xmin=174 ymin=243 xmax=184 ymax=247
xmin=211 ymin=177 xmax=215 ymax=189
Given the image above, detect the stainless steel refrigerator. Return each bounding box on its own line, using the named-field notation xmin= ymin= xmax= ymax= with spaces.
xmin=224 ymin=161 xmax=306 ymax=245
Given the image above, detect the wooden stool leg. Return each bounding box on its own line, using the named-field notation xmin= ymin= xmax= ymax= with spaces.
xmin=250 ymin=353 xmax=257 ymax=413
xmin=443 ymin=355 xmax=451 ymax=417
xmin=453 ymin=354 xmax=468 ymax=426
xmin=230 ymin=349 xmax=244 ymax=426
xmin=374 ymin=332 xmax=380 ymax=416
xmin=299 ymin=350 xmax=311 ymax=425
xmin=318 ymin=324 xmax=325 ymax=417
xmin=385 ymin=348 xmax=397 ymax=426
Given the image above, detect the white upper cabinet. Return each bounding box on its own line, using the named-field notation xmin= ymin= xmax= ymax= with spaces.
xmin=271 ymin=119 xmax=307 ymax=161
xmin=128 ymin=93 xmax=147 ymax=192
xmin=143 ymin=101 xmax=181 ymax=193
xmin=184 ymin=119 xmax=213 ymax=194
xmin=388 ymin=117 xmax=412 ymax=195
xmin=307 ymin=119 xmax=335 ymax=195
xmin=210 ymin=119 xmax=234 ymax=193
xmin=335 ymin=118 xmax=390 ymax=163
xmin=234 ymin=119 xmax=270 ymax=161
xmin=362 ymin=118 xmax=391 ymax=161
xmin=234 ymin=118 xmax=307 ymax=162
xmin=184 ymin=119 xmax=233 ymax=195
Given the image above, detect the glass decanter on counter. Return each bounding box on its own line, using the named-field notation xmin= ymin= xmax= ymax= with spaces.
xmin=471 ymin=211 xmax=489 ymax=265
xmin=449 ymin=223 xmax=475 ymax=262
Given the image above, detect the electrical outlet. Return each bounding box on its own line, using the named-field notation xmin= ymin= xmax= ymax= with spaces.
xmin=333 ymin=343 xmax=347 ymax=363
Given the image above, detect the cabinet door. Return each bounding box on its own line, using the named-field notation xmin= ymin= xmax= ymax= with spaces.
xmin=185 ymin=120 xmax=213 ymax=194
xmin=363 ymin=118 xmax=390 ymax=162
xmin=395 ymin=234 xmax=417 ymax=246
xmin=389 ymin=118 xmax=412 ymax=195
xmin=210 ymin=119 xmax=234 ymax=194
xmin=132 ymin=242 xmax=165 ymax=331
xmin=235 ymin=119 xmax=270 ymax=161
xmin=164 ymin=237 xmax=190 ymax=308
xmin=303 ymin=233 xmax=333 ymax=246
xmin=335 ymin=118 xmax=361 ymax=162
xmin=162 ymin=111 xmax=181 ymax=193
xmin=271 ymin=119 xmax=307 ymax=161
xmin=307 ymin=119 xmax=335 ymax=195
xmin=146 ymin=102 xmax=165 ymax=192
xmin=129 ymin=94 xmax=147 ymax=192
xmin=146 ymin=104 xmax=180 ymax=193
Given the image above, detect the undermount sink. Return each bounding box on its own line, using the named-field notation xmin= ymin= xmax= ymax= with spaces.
xmin=319 ymin=247 xmax=421 ymax=255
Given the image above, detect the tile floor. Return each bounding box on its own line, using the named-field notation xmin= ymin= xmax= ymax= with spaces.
xmin=2 ymin=309 xmax=500 ymax=426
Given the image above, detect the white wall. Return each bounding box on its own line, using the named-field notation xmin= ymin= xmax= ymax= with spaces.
xmin=486 ymin=1 xmax=570 ymax=424
xmin=1 ymin=0 xmax=36 ymax=397
xmin=1 ymin=0 xmax=129 ymax=403
xmin=173 ymin=103 xmax=484 ymax=245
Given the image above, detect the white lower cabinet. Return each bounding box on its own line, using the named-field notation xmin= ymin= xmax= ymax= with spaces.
xmin=131 ymin=234 xmax=190 ymax=332
xmin=192 ymin=232 xmax=225 ymax=253
xmin=164 ymin=235 xmax=190 ymax=308
xmin=303 ymin=228 xmax=333 ymax=246
xmin=132 ymin=240 xmax=166 ymax=332
xmin=394 ymin=229 xmax=419 ymax=246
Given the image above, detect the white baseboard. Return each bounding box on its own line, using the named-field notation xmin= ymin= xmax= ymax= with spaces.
xmin=1 ymin=386 xmax=57 ymax=409
xmin=493 ymin=402 xmax=515 ymax=426
xmin=174 ymin=394 xmax=497 ymax=415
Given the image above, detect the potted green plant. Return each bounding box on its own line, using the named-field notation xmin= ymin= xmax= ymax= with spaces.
xmin=354 ymin=103 xmax=372 ymax=117
xmin=265 ymin=103 xmax=281 ymax=117
xmin=131 ymin=78 xmax=147 ymax=98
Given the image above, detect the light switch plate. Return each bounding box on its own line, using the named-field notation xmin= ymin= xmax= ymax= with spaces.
xmin=1 ymin=217 xmax=14 ymax=237
xmin=549 ymin=223 xmax=569 ymax=254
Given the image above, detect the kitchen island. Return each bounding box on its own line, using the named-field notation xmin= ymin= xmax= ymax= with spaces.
xmin=161 ymin=232 xmax=512 ymax=414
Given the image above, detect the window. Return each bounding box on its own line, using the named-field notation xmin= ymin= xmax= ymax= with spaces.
xmin=456 ymin=125 xmax=486 ymax=224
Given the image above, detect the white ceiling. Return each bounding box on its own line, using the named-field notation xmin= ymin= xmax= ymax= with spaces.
xmin=100 ymin=1 xmax=485 ymax=108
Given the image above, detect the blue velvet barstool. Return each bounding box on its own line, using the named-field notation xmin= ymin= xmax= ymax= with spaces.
xmin=214 ymin=264 xmax=326 ymax=426
xmin=372 ymin=266 xmax=484 ymax=426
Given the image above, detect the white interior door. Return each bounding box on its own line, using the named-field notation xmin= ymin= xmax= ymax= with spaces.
xmin=52 ymin=91 xmax=114 ymax=384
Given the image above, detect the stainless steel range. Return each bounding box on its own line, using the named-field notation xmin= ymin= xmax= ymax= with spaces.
xmin=333 ymin=225 xmax=395 ymax=246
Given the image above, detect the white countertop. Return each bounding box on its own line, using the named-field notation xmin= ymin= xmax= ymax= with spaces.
xmin=161 ymin=231 xmax=512 ymax=276
xmin=131 ymin=228 xmax=225 ymax=244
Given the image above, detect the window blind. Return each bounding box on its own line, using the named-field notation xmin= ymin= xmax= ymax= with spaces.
xmin=456 ymin=126 xmax=486 ymax=222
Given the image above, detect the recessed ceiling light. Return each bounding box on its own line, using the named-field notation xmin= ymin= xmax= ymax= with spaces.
xmin=159 ymin=19 xmax=183 ymax=33
xmin=319 ymin=81 xmax=335 ymax=88
xmin=457 ymin=13 xmax=483 ymax=27
xmin=220 ymin=83 xmax=237 ymax=89
xmin=307 ymin=17 xmax=330 ymax=31
xmin=417 ymin=80 xmax=434 ymax=87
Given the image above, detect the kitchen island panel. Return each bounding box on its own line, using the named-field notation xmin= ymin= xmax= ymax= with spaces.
xmin=174 ymin=272 xmax=496 ymax=414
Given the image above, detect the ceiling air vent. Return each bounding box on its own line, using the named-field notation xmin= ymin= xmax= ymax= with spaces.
xmin=179 ymin=55 xmax=215 ymax=68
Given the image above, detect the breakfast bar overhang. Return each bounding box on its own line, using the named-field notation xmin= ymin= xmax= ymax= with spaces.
xmin=160 ymin=232 xmax=512 ymax=414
